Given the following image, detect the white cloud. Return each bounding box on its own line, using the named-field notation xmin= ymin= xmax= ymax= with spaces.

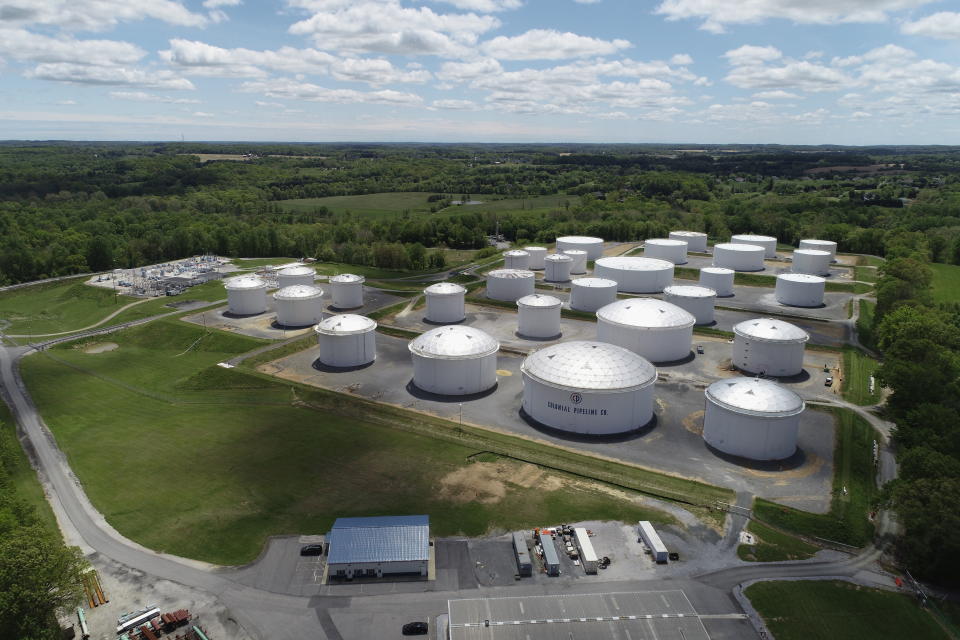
xmin=430 ymin=99 xmax=478 ymax=110
xmin=203 ymin=0 xmax=241 ymax=7
xmin=110 ymin=90 xmax=200 ymax=103
xmin=27 ymin=63 xmax=195 ymax=90
xmin=192 ymin=111 xmax=215 ymax=117
xmin=436 ymin=58 xmax=503 ymax=83
xmin=574 ymin=0 xmax=602 ymax=3
xmin=0 ymin=0 xmax=209 ymax=31
xmin=240 ymin=78 xmax=423 ymax=105
xmin=481 ymin=29 xmax=630 ymax=60
xmin=431 ymin=0 xmax=521 ymax=10
xmin=752 ymin=89 xmax=800 ymax=99
xmin=902 ymin=12 xmax=960 ymax=40
xmin=670 ymin=53 xmax=693 ymax=65
xmin=0 ymin=28 xmax=145 ymax=65
xmin=724 ymin=45 xmax=782 ymax=66
xmin=57 ymin=99 xmax=77 ymax=105
xmin=724 ymin=45 xmax=851 ymax=93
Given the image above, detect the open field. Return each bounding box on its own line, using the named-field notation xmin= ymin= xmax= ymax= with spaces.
xmin=445 ymin=194 xmax=572 ymax=214
xmin=736 ymin=520 xmax=818 ymax=562
xmin=0 ymin=277 xmax=138 ymax=335
xmin=843 ymin=348 xmax=882 ymax=406
xmin=931 ymin=263 xmax=960 ymax=303
xmin=745 ymin=580 xmax=948 ymax=640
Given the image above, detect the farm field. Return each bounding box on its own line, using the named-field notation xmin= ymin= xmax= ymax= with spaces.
xmin=930 ymin=263 xmax=960 ymax=303
xmin=0 ymin=277 xmax=139 ymax=336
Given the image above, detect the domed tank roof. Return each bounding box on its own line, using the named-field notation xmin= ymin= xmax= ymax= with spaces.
xmin=314 ymin=314 xmax=377 ymax=335
xmin=504 ymin=250 xmax=530 ymax=257
xmin=224 ymin=275 xmax=267 ymax=290
xmin=277 ymin=265 xmax=315 ymax=276
xmin=556 ymin=235 xmax=603 ymax=244
xmin=273 ymin=284 xmax=323 ymax=300
xmin=705 ymin=377 xmax=805 ymax=417
xmin=409 ymin=325 xmax=499 ymax=359
xmin=733 ymin=318 xmax=809 ymax=343
xmin=560 ymin=249 xmax=587 ymax=256
xmin=524 ymin=246 xmax=548 ymax=253
xmin=800 ymin=239 xmax=837 ymax=248
xmin=671 ymin=230 xmax=706 ymax=237
xmin=778 ymin=273 xmax=825 ymax=284
xmin=424 ymin=282 xmax=466 ymax=296
xmin=487 ymin=268 xmax=535 ymax=278
xmin=330 ymin=273 xmax=365 ymax=284
xmin=522 ymin=341 xmax=656 ymax=392
xmin=544 ymin=253 xmax=572 ymax=263
xmin=714 ymin=242 xmax=765 ymax=253
xmin=517 ymin=294 xmax=562 ymax=308
xmin=794 ymin=249 xmax=831 ymax=257
xmin=701 ymin=267 xmax=735 ymax=275
xmin=664 ymin=285 xmax=716 ymax=298
xmin=731 ymin=234 xmax=777 ymax=242
xmin=596 ymin=298 xmax=696 ymax=329
xmin=571 ymin=277 xmax=618 ymax=288
xmin=646 ymin=238 xmax=687 ymax=247
xmin=595 ymin=256 xmax=674 ymax=271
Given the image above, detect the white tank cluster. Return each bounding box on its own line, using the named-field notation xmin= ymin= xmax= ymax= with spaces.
xmin=273 ymin=284 xmax=324 ymax=327
xmin=733 ymin=318 xmax=809 ymax=377
xmin=524 ymin=246 xmax=548 ymax=270
xmin=486 ymin=268 xmax=535 ymax=301
xmin=713 ymin=243 xmax=765 ymax=272
xmin=703 ymin=378 xmax=804 ymax=461
xmin=663 ymin=285 xmax=716 ymax=325
xmin=799 ymin=239 xmax=837 ymax=260
xmin=424 ymin=282 xmax=466 ymax=323
xmin=503 ymin=250 xmax=530 ymax=270
xmin=569 ymin=277 xmax=618 ymax=312
xmin=315 ymin=314 xmax=377 ymax=368
xmin=408 ymin=325 xmax=499 ymax=396
xmin=730 ymin=234 xmax=778 ymax=258
xmin=561 ymin=249 xmax=588 ymax=275
xmin=276 ymin=265 xmax=316 ymax=288
xmin=224 ymin=275 xmax=268 ymax=315
xmin=594 ymin=256 xmax=674 ymax=293
xmin=544 ymin=253 xmax=573 ymax=283
xmin=596 ymin=298 xmax=695 ymax=363
xmin=516 ymin=294 xmax=562 ymax=339
xmin=329 ymin=273 xmax=365 ymax=309
xmin=521 ymin=341 xmax=656 ymax=435
xmin=776 ymin=274 xmax=825 ymax=307
xmin=792 ymin=249 xmax=831 ymax=276
xmin=669 ymin=230 xmax=708 ymax=253
xmin=556 ymin=236 xmax=604 ymax=260
xmin=699 ymin=267 xmax=735 ymax=297
xmin=643 ymin=238 xmax=688 ymax=264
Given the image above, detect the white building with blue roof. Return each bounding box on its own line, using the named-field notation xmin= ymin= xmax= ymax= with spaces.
xmin=326 ymin=515 xmax=430 ymax=580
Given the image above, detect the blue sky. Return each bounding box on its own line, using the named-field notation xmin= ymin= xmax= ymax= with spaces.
xmin=1 ymin=0 xmax=958 ymax=143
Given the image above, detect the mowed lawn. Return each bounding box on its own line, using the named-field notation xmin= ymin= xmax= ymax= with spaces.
xmin=745 ymin=580 xmax=948 ymax=639
xmin=930 ymin=263 xmax=960 ymax=303
xmin=21 ymin=319 xmax=667 ymax=564
xmin=0 ymin=277 xmax=139 ymax=335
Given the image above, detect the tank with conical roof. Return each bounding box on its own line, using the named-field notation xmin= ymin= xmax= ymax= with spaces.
xmin=516 ymin=294 xmax=562 ymax=339
xmin=486 ymin=269 xmax=535 ymax=301
xmin=663 ymin=285 xmax=716 ymax=325
xmin=733 ymin=317 xmax=809 ymax=376
xmin=277 ymin=265 xmax=316 ymax=288
xmin=315 ymin=314 xmax=377 ymax=367
xmin=224 ymin=275 xmax=268 ymax=315
xmin=408 ymin=326 xmax=499 ymax=395
xmin=703 ymin=377 xmax=804 ymax=460
xmin=330 ymin=273 xmax=365 ymax=309
xmin=424 ymin=282 xmax=466 ymax=323
xmin=569 ymin=277 xmax=618 ymax=312
xmin=273 ymin=284 xmax=324 ymax=326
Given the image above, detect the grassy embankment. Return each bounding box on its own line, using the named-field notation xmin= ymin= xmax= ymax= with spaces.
xmin=856 ymin=299 xmax=877 ymax=350
xmin=0 ymin=403 xmax=60 ymax=534
xmin=745 ymin=580 xmax=949 ymax=640
xmin=842 ymin=348 xmax=882 ymax=406
xmin=931 ymin=262 xmax=960 ymax=303
xmin=736 ymin=519 xmax=818 ymax=562
xmin=0 ymin=277 xmax=139 ymax=335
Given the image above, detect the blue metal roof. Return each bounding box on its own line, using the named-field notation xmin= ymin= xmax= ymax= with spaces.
xmin=328 ymin=515 xmax=430 ymax=564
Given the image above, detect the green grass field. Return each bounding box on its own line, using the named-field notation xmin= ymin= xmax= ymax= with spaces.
xmin=856 ymin=299 xmax=877 ymax=350
xmin=854 ymin=265 xmax=878 ymax=283
xmin=855 ymin=255 xmax=885 ymax=267
xmin=0 ymin=277 xmax=139 ymax=335
xmin=736 ymin=520 xmax=818 ymax=562
xmin=930 ymin=263 xmax=960 ymax=303
xmin=843 ymin=348 xmax=882 ymax=406
xmin=745 ymin=580 xmax=948 ymax=640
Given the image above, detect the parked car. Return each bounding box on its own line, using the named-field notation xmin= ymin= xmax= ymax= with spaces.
xmin=299 ymin=544 xmax=323 ymax=556
xmin=402 ymin=621 xmax=428 ymax=635
xmin=825 ymin=376 xmax=834 ymax=387
xmin=696 ymin=345 xmax=704 ymax=354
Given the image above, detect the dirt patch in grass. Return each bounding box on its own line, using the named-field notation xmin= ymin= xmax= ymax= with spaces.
xmin=82 ymin=342 xmax=119 ymax=354
xmin=438 ymin=460 xmax=565 ymax=504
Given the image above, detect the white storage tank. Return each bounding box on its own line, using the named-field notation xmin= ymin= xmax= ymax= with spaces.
xmin=703 ymin=377 xmax=804 ymax=461
xmin=792 ymin=249 xmax=832 ymax=276
xmin=409 ymin=326 xmax=499 ymax=396
xmin=644 ymin=238 xmax=688 ymax=264
xmin=569 ymin=277 xmax=618 ymax=312
xmin=556 ymin=235 xmax=604 ymax=260
xmin=775 ymin=274 xmax=826 ymax=307
xmin=561 ymin=249 xmax=588 ymax=275
xmin=224 ymin=275 xmax=268 ymax=315
xmin=503 ymin=250 xmax=530 ymax=270
xmin=663 ymin=285 xmax=716 ymax=325
xmin=699 ymin=267 xmax=735 ymax=297
xmin=315 ymin=314 xmax=377 ymax=368
xmin=593 ymin=256 xmax=674 ymax=293
xmin=276 ymin=265 xmax=316 ymax=288
xmin=669 ymin=230 xmax=708 ymax=253
xmin=524 ymin=246 xmax=548 ymax=270
xmin=486 ymin=268 xmax=535 ymax=301
xmin=799 ymin=239 xmax=837 ymax=260
xmin=713 ymin=243 xmax=765 ymax=272
xmin=733 ymin=318 xmax=809 ymax=377
xmin=424 ymin=282 xmax=466 ymax=323
xmin=521 ymin=341 xmax=656 ymax=435
xmin=273 ymin=285 xmax=324 ymax=327
xmin=517 ymin=294 xmax=562 ymax=339
xmin=730 ymin=234 xmax=778 ymax=258
xmin=596 ymin=298 xmax=695 ymax=363
xmin=544 ymin=253 xmax=573 ymax=283
xmin=330 ymin=273 xmax=365 ymax=309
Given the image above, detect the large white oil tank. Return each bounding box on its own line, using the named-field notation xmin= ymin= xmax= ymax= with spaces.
xmin=792 ymin=249 xmax=831 ymax=276
xmin=424 ymin=282 xmax=466 ymax=323
xmin=544 ymin=253 xmax=573 ymax=283
xmin=486 ymin=268 xmax=535 ymax=301
xmin=224 ymin=275 xmax=268 ymax=315
xmin=593 ymin=256 xmax=674 ymax=293
xmin=517 ymin=294 xmax=562 ymax=339
xmin=663 ymin=285 xmax=716 ymax=325
xmin=775 ymin=274 xmax=825 ymax=307
xmin=799 ymin=239 xmax=837 ymax=260
xmin=713 ymin=243 xmax=765 ymax=271
xmin=409 ymin=325 xmax=499 ymax=396
xmin=569 ymin=277 xmax=618 ymax=312
xmin=699 ymin=267 xmax=735 ymax=297
xmin=521 ymin=341 xmax=656 ymax=435
xmin=669 ymin=230 xmax=708 ymax=253
xmin=644 ymin=238 xmax=688 ymax=264
xmin=561 ymin=249 xmax=588 ymax=275
xmin=730 ymin=234 xmax=777 ymax=258
xmin=556 ymin=235 xmax=604 ymax=260
xmin=276 ymin=265 xmax=316 ymax=288
xmin=596 ymin=298 xmax=695 ymax=363
xmin=273 ymin=284 xmax=324 ymax=327
xmin=503 ymin=250 xmax=530 ymax=270
xmin=733 ymin=318 xmax=809 ymax=377
xmin=524 ymin=246 xmax=548 ymax=270
xmin=315 ymin=314 xmax=377 ymax=368
xmin=329 ymin=273 xmax=365 ymax=309
xmin=703 ymin=377 xmax=804 ymax=461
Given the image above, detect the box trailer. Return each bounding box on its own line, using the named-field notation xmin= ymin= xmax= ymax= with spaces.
xmin=573 ymin=528 xmax=598 ymax=574
xmin=638 ymin=521 xmax=669 ymax=564
xmin=512 ymin=532 xmax=532 ymax=577
xmin=537 ymin=531 xmax=560 ymax=576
